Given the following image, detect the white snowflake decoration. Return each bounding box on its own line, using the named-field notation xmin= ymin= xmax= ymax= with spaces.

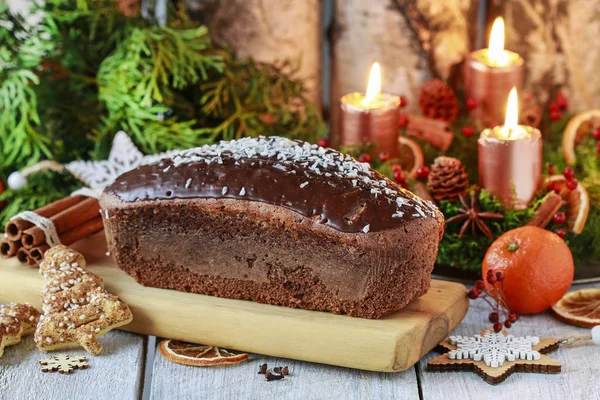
xmin=448 ymin=330 xmax=541 ymax=368
xmin=66 ymin=131 xmax=180 ymax=198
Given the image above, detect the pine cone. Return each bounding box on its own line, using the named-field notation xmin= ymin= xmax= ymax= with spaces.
xmin=419 ymin=79 xmax=459 ymax=122
xmin=428 ymin=156 xmax=469 ymax=201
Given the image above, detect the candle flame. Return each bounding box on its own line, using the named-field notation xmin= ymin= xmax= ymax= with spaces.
xmin=362 ymin=62 xmax=381 ymax=107
xmin=504 ymin=87 xmax=518 ymax=130
xmin=488 ymin=17 xmax=509 ymax=66
xmin=496 ymin=87 xmax=530 ymax=140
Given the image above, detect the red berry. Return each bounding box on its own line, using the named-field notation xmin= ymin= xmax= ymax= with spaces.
xmin=593 ymin=128 xmax=600 ymax=140
xmin=489 ymin=312 xmax=499 ymax=323
xmin=508 ymin=313 xmax=518 ymax=323
xmin=556 ymin=91 xmax=568 ymax=110
xmin=391 ymin=164 xmax=402 ymax=172
xmin=548 ymin=102 xmax=560 ymax=113
xmin=400 ymin=181 xmax=409 ymax=190
xmin=358 ymin=154 xmax=371 ymax=164
xmin=556 ymin=228 xmax=567 ymax=238
xmin=487 ymin=269 xmax=495 ymax=276
xmin=462 ymin=126 xmax=475 ymax=137
xmin=317 ymin=138 xmax=329 ymax=148
xmin=378 ymin=152 xmax=390 ymax=162
xmin=550 ymin=110 xmax=562 ymax=121
xmin=475 ymin=280 xmax=485 ymax=290
xmin=495 ymin=271 xmax=505 ymax=282
xmin=553 ymin=212 xmax=567 ymax=225
xmin=416 ymin=166 xmax=430 ymax=180
xmin=487 ymin=274 xmax=497 ymax=284
xmin=563 ymin=167 xmax=575 ymax=180
xmin=547 ymin=163 xmax=557 ymax=175
xmin=566 ymin=178 xmax=578 ymax=190
xmin=493 ymin=322 xmax=503 ymax=332
xmin=468 ymin=289 xmax=480 ymax=299
xmin=504 ymin=320 xmax=513 ymax=328
xmin=547 ymin=182 xmax=557 ymax=193
xmin=523 ymin=92 xmax=534 ymax=101
xmin=400 ymin=96 xmax=408 ymax=108
xmin=393 ymin=170 xmax=406 ymax=184
xmin=466 ymin=98 xmax=478 ymax=110
xmin=398 ymin=114 xmax=409 ymax=128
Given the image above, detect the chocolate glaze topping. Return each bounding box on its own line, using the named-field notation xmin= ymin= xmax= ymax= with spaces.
xmin=105 ymin=137 xmax=440 ymax=233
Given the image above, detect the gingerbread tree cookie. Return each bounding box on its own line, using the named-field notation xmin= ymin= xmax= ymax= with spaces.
xmin=34 ymin=245 xmax=133 ymax=355
xmin=0 ymin=303 xmax=40 ymax=358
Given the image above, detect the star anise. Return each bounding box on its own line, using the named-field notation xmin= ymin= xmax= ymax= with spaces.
xmin=446 ymin=192 xmax=504 ymax=239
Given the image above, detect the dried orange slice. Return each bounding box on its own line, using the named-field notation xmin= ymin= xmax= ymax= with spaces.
xmin=562 ymin=110 xmax=600 ymax=164
xmin=158 ymin=339 xmax=248 ymax=367
xmin=397 ymin=136 xmax=424 ymax=179
xmin=543 ymin=175 xmax=589 ymax=234
xmin=552 ymin=288 xmax=600 ymax=328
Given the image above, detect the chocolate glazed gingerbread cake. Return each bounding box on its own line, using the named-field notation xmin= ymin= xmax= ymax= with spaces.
xmin=100 ymin=137 xmax=444 ymax=318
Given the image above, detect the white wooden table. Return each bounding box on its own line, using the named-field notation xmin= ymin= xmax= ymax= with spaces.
xmin=1 ymin=282 xmax=599 ymax=400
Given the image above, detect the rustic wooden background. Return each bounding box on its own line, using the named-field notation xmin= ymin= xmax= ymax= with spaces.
xmin=11 ymin=0 xmax=600 ymax=117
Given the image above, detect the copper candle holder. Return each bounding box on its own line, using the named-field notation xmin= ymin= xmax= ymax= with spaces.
xmin=338 ymin=93 xmax=400 ymax=158
xmin=478 ymin=126 xmax=542 ymax=210
xmin=465 ymin=50 xmax=524 ymax=125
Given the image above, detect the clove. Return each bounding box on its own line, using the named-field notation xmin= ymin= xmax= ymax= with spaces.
xmin=258 ymin=363 xmax=268 ymax=374
xmin=273 ymin=366 xmax=289 ymax=376
xmin=265 ymin=371 xmax=285 ymax=381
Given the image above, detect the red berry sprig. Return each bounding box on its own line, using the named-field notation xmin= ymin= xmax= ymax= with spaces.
xmin=553 ymin=211 xmax=566 ymax=225
xmin=467 ymin=269 xmax=518 ymax=332
xmin=466 ymin=98 xmax=478 ymax=110
xmin=591 ymin=126 xmax=600 ymax=152
xmin=548 ymin=91 xmax=568 ymax=121
xmin=358 ymin=154 xmax=371 ymax=164
xmin=415 ymin=166 xmax=430 ymax=181
xmin=563 ymin=166 xmax=575 ymax=180
xmin=462 ymin=126 xmax=475 ymax=137
xmin=392 ymin=164 xmax=409 ymax=189
xmin=400 ymin=96 xmax=408 ymax=108
xmin=398 ymin=114 xmax=409 ymax=128
xmin=317 ymin=138 xmax=329 ymax=148
xmin=378 ymin=152 xmax=390 ymax=162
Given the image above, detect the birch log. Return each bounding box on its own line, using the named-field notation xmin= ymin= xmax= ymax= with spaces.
xmin=184 ymin=0 xmax=322 ymax=107
xmin=493 ymin=0 xmax=600 ymax=111
xmin=330 ymin=0 xmax=478 ymax=147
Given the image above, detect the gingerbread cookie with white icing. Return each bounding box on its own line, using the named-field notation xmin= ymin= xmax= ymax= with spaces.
xmin=0 ymin=303 xmax=40 ymax=358
xmin=35 ymin=245 xmax=133 ymax=355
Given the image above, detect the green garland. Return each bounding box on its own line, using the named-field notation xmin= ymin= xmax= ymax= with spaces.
xmin=0 ymin=0 xmax=322 ymax=224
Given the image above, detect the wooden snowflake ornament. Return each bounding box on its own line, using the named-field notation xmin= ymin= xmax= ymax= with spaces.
xmin=40 ymin=354 xmax=88 ymax=374
xmin=428 ymin=328 xmax=561 ymax=385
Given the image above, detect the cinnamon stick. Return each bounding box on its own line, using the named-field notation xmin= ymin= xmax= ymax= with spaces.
xmin=60 ymin=216 xmax=104 ymax=246
xmin=5 ymin=195 xmax=86 ymax=240
xmin=406 ymin=114 xmax=454 ymax=151
xmin=16 ymin=247 xmax=36 ymax=266
xmin=527 ymin=193 xmax=565 ymax=228
xmin=17 ymin=216 xmax=104 ymax=265
xmin=21 ymin=197 xmax=100 ymax=248
xmin=30 ymin=244 xmax=50 ymax=262
xmin=0 ymin=238 xmax=20 ymax=257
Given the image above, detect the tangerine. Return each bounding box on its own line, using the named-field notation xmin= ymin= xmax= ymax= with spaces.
xmin=482 ymin=226 xmax=574 ymax=314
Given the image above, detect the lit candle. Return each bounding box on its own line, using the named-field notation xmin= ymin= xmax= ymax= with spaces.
xmin=465 ymin=17 xmax=524 ymax=125
xmin=337 ymin=62 xmax=400 ymax=158
xmin=478 ymin=88 xmax=542 ymax=209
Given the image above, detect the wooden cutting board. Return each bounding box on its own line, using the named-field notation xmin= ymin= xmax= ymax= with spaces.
xmin=0 ymin=234 xmax=469 ymax=372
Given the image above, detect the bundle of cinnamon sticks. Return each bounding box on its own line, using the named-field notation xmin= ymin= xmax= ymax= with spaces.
xmin=1 ymin=196 xmax=104 ymax=266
